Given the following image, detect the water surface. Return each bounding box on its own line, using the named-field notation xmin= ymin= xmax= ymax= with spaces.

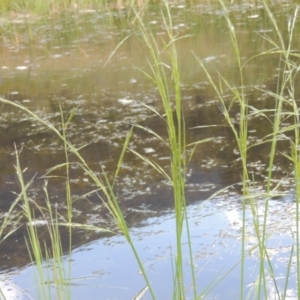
xmin=0 ymin=1 xmax=300 ymax=298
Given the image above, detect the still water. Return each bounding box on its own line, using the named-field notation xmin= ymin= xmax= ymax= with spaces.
xmin=0 ymin=1 xmax=300 ymax=299
xmin=1 ymin=197 xmax=298 ymax=299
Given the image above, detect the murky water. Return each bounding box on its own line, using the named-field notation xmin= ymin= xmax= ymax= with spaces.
xmin=0 ymin=1 xmax=300 ymax=299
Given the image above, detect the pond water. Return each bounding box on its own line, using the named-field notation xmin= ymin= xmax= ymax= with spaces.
xmin=1 ymin=196 xmax=299 ymax=299
xmin=0 ymin=1 xmax=300 ymax=299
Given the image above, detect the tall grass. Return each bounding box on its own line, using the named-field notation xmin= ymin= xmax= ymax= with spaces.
xmin=0 ymin=1 xmax=207 ymax=298
xmin=194 ymin=0 xmax=251 ymax=295
xmin=196 ymin=0 xmax=300 ymax=298
xmin=12 ymin=110 xmax=78 ymax=300
xmin=0 ymin=96 xmax=155 ymax=298
xmin=256 ymin=3 xmax=300 ymax=298
xmin=14 ymin=146 xmax=71 ymax=300
xmin=1 ymin=0 xmax=300 ymax=299
xmin=132 ymin=2 xmax=197 ymax=298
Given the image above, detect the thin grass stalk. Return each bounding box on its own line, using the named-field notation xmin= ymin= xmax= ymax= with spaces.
xmin=22 ymin=175 xmax=70 ymax=299
xmin=284 ymin=65 xmax=300 ymax=300
xmin=25 ymin=227 xmax=51 ymax=300
xmin=43 ymin=181 xmax=71 ymax=300
xmin=259 ymin=3 xmax=299 ymax=297
xmin=60 ymin=104 xmax=75 ymax=225
xmin=60 ymin=121 xmax=155 ymax=297
xmin=133 ymin=2 xmax=196 ymax=297
xmin=196 ymin=0 xmax=291 ymax=296
xmin=292 ymin=141 xmax=300 ymax=295
xmin=282 ymin=244 xmax=294 ymax=299
xmin=285 ymin=9 xmax=300 ymax=295
xmin=101 ymin=130 xmax=154 ymax=298
xmin=200 ymin=1 xmax=250 ymax=298
xmin=59 ymin=104 xmax=74 ymax=290
xmin=293 ymin=122 xmax=300 ymax=296
xmin=0 ymin=288 xmax=6 ymax=300
xmin=264 ymin=248 xmax=280 ymax=298
xmin=0 ymin=98 xmax=154 ymax=298
xmin=0 ymin=193 xmax=23 ymax=244
xmin=133 ymin=286 xmax=149 ymax=300
xmin=219 ymin=8 xmax=248 ymax=300
xmin=15 ymin=148 xmax=49 ymax=299
xmin=59 ymin=122 xmax=155 ymax=298
xmin=101 ymin=165 xmax=156 ymax=299
xmin=163 ymin=10 xmax=187 ymax=299
xmin=195 ymin=51 xmax=250 ymax=297
xmin=214 ymin=2 xmax=300 ymax=298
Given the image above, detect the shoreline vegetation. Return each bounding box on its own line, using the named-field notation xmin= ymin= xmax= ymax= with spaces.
xmin=0 ymin=0 xmax=163 ymax=16
xmin=1 ymin=0 xmax=300 ymax=299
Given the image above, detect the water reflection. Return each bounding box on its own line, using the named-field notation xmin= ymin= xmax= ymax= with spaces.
xmin=3 ymin=196 xmax=298 ymax=299
xmin=0 ymin=1 xmax=299 ymax=297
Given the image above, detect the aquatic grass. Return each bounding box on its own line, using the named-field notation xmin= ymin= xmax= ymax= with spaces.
xmin=128 ymin=2 xmax=219 ymax=298
xmin=1 ymin=1 xmax=300 ymax=299
xmin=12 ymin=145 xmax=71 ymax=300
xmin=195 ymin=0 xmax=251 ymax=296
xmin=59 ymin=103 xmax=74 ymax=286
xmin=131 ymin=2 xmax=202 ymax=298
xmin=0 ymin=96 xmax=155 ymax=299
xmin=0 ymin=192 xmax=23 ymax=244
xmin=254 ymin=3 xmax=300 ymax=298
xmin=31 ymin=188 xmax=71 ymax=300
xmin=15 ymin=147 xmax=52 ymax=300
xmin=195 ymin=0 xmax=300 ymax=298
xmin=0 ymin=1 xmax=210 ymax=298
xmin=43 ymin=181 xmax=72 ymax=300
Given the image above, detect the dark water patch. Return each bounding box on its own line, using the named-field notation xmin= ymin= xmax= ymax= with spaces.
xmin=0 ymin=88 xmax=295 ymax=272
xmin=0 ymin=87 xmax=296 ymax=271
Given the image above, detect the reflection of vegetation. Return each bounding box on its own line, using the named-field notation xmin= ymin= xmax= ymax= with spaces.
xmin=1 ymin=0 xmax=300 ymax=299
